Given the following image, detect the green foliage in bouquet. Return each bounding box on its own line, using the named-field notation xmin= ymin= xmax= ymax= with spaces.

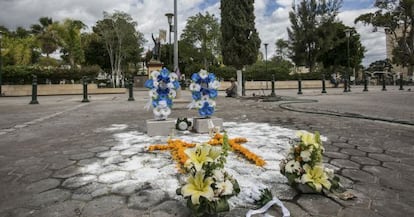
xmin=280 ymin=131 xmax=341 ymax=193
xmin=177 ymin=133 xmax=240 ymax=217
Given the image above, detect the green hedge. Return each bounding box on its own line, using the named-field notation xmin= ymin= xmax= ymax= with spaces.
xmin=2 ymin=65 xmax=101 ymax=84
xmin=207 ymin=62 xmax=323 ymax=81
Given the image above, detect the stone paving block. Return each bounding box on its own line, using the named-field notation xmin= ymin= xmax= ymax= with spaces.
xmin=283 ymin=201 xmax=311 ymax=217
xmin=150 ymin=200 xmax=191 ymax=217
xmin=367 ymin=153 xmax=399 ymax=162
xmin=331 ymin=159 xmax=360 ymax=169
xmin=25 ymin=178 xmax=61 ymax=193
xmin=338 ymin=207 xmax=382 ymax=217
xmin=111 ymin=180 xmax=143 ymax=195
xmin=331 ymin=142 xmax=352 ymax=149
xmin=53 ymin=165 xmax=84 ymax=179
xmin=48 ymin=159 xmax=76 ymax=170
xmin=324 ymin=151 xmax=349 ymax=159
xmin=353 ymin=183 xmax=398 ymax=200
xmin=31 ymin=200 xmax=84 ymax=217
xmin=97 ymin=150 xmax=120 ymax=158
xmin=297 ymin=194 xmax=341 ymax=216
xmin=88 ymin=146 xmax=110 ymax=153
xmin=81 ymin=195 xmax=126 ymax=217
xmin=357 ymin=146 xmax=384 ymax=153
xmin=29 ymin=189 xmax=72 ymax=208
xmin=0 ymin=207 xmax=35 ymax=217
xmin=128 ymin=189 xmax=167 ymax=210
xmin=98 ymin=171 xmax=129 ymax=184
xmin=70 ymin=152 xmax=95 ymax=161
xmin=103 ymin=208 xmax=149 ymax=217
xmin=340 ymin=148 xmax=366 ymax=157
xmin=362 ymin=166 xmax=398 ymax=178
xmin=72 ymin=183 xmax=108 ymax=201
xmin=146 ymin=119 xmax=176 ymax=136
xmin=372 ymin=199 xmax=414 ymax=217
xmin=62 ymin=175 xmax=97 ymax=189
xmin=341 ymin=169 xmax=376 ymax=183
xmin=77 ymin=158 xmax=103 ymax=166
xmin=350 ymin=156 xmax=380 ymax=166
xmin=22 ymin=170 xmax=53 ymax=183
xmin=222 ymin=208 xmax=250 ymax=217
xmin=329 ymin=190 xmax=371 ymax=208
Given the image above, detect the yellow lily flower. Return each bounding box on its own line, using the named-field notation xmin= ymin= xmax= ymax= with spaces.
xmin=297 ymin=131 xmax=320 ymax=149
xmin=184 ymin=144 xmax=213 ymax=171
xmin=208 ymin=146 xmax=222 ymax=160
xmin=181 ymin=172 xmax=214 ymax=205
xmin=301 ymin=164 xmax=331 ymax=192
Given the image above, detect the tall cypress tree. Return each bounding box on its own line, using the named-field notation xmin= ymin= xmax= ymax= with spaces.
xmin=221 ymin=0 xmax=261 ymax=96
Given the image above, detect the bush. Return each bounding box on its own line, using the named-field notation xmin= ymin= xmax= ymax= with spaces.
xmin=2 ymin=65 xmax=101 ymax=84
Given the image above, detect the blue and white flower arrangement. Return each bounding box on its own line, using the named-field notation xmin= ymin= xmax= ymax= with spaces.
xmin=188 ymin=69 xmax=220 ymax=118
xmin=145 ymin=68 xmax=180 ymax=120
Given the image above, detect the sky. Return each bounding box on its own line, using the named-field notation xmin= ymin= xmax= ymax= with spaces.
xmin=0 ymin=0 xmax=385 ymax=66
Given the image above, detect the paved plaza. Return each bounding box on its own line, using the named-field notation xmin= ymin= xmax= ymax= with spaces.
xmin=0 ymin=86 xmax=413 ymax=217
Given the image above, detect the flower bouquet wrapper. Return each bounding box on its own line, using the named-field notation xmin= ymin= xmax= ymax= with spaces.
xmin=246 ymin=188 xmax=291 ymax=217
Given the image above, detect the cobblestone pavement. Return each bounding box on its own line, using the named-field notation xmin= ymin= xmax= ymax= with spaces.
xmin=0 ymin=86 xmax=413 ymax=217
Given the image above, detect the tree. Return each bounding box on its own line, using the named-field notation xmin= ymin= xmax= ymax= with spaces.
xmin=31 ymin=17 xmax=58 ymax=58
xmin=82 ymin=32 xmax=111 ymax=69
xmin=94 ymin=11 xmax=144 ymax=87
xmin=288 ymin=0 xmax=342 ymax=73
xmin=221 ymin=0 xmax=261 ymax=96
xmin=355 ymin=0 xmax=414 ymax=77
xmin=2 ymin=35 xmax=37 ymax=66
xmin=181 ymin=12 xmax=221 ymax=69
xmin=51 ymin=19 xmax=86 ymax=67
xmin=318 ymin=23 xmax=365 ymax=80
xmin=275 ymin=39 xmax=289 ymax=60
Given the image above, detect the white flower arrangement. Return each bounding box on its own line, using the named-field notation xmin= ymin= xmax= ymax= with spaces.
xmin=280 ymin=131 xmax=341 ymax=193
xmin=144 ymin=68 xmax=180 ymax=120
xmin=188 ymin=69 xmax=220 ymax=118
xmin=177 ymin=133 xmax=240 ymax=216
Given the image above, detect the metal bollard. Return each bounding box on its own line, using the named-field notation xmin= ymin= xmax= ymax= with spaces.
xmin=297 ymin=79 xmax=303 ymax=95
xmin=242 ymin=77 xmax=246 ymax=96
xmin=321 ymin=74 xmax=327 ymax=93
xmin=82 ymin=76 xmax=90 ymax=102
xmin=270 ymin=74 xmax=276 ymax=97
xmin=363 ymin=75 xmax=368 ymax=92
xmin=29 ymin=75 xmax=39 ymax=104
xmin=399 ymin=74 xmax=404 ymax=90
xmin=343 ymin=78 xmax=348 ymax=92
xmin=128 ymin=77 xmax=135 ymax=101
xmin=382 ymin=74 xmax=387 ymax=91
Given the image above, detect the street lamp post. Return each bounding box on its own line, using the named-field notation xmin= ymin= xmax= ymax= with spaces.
xmin=165 ymin=13 xmax=174 ymax=69
xmin=173 ymin=0 xmax=178 ymax=72
xmin=0 ymin=31 xmax=3 ymax=96
xmin=345 ymin=29 xmax=352 ymax=93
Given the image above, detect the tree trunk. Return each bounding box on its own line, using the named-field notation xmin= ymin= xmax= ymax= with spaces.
xmin=236 ymin=69 xmax=242 ymax=97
